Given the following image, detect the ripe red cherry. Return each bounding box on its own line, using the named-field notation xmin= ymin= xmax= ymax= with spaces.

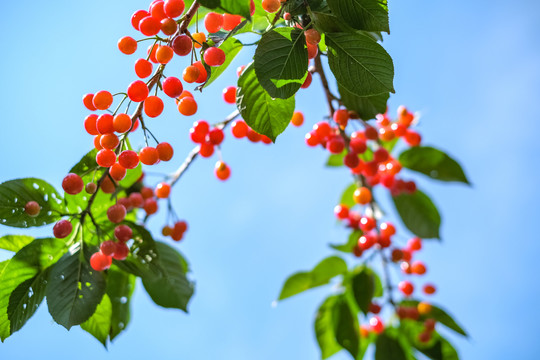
xmin=373 ymin=148 xmax=389 ymax=163
xmin=143 ymin=198 xmax=158 ymax=215
xmin=118 ymin=150 xmax=139 ymax=169
xmin=359 ymin=216 xmax=375 ymax=232
xmin=326 ymin=136 xmax=345 ymax=154
xmin=404 ymin=129 xmax=422 ymax=146
xmin=139 ymin=147 xmax=159 ymax=165
xmin=100 ymin=240 xmax=116 ymax=256
xmin=208 ymin=128 xmax=224 ymax=145
xmin=305 ymin=29 xmax=321 ymax=45
xmin=90 ymin=252 xmax=112 ymax=271
xmin=82 ymin=93 xmax=96 ymax=111
xmin=231 ymin=120 xmax=248 ymax=138
xmin=155 ymin=182 xmax=171 ymax=198
xmin=215 ymin=161 xmax=231 ymax=181
xmin=92 ymin=90 xmax=113 ymax=110
xmin=107 ymin=204 xmax=127 ymax=224
xmin=222 ymin=86 xmax=236 ymax=104
xmin=301 ymin=72 xmax=312 ymax=88
xmin=113 ymin=242 xmax=130 ymax=260
xmin=53 ymin=220 xmax=73 ymax=239
xmin=204 ymin=12 xmax=223 ymax=33
xmin=223 ymin=14 xmax=242 ymax=31
xmin=333 ymin=109 xmax=349 ymax=128
xmin=204 ymin=47 xmax=226 ymax=67
xmin=144 ymin=96 xmax=164 ymax=117
xmin=163 ymin=0 xmax=185 ymax=18
xmin=408 ymin=237 xmax=422 ymax=251
xmin=333 ymin=204 xmax=349 ymax=220
xmin=114 ymin=224 xmax=133 ymax=242
xmin=135 ymin=58 xmax=153 ymax=79
xmin=109 ymin=163 xmax=127 ymax=181
xmin=157 ymin=142 xmax=174 ymax=161
xmin=96 ymin=114 xmax=114 ymax=135
xmin=423 ymin=283 xmax=436 ymax=295
xmin=398 ymin=281 xmax=414 ymax=296
xmin=368 ymin=302 xmax=381 ymax=314
xmin=369 ymin=316 xmax=384 ymax=334
xmin=162 ymin=77 xmax=183 ymax=98
xmin=129 ymin=192 xmax=144 ymax=208
xmin=349 ymin=138 xmax=366 ymax=155
xmin=131 ymin=10 xmax=150 ymax=30
xmin=113 ymin=113 xmax=132 ymax=133
xmin=411 ymin=261 xmax=427 ymax=275
xmin=118 ymin=36 xmax=137 ymax=55
xmin=156 ymin=45 xmax=174 ymax=64
xmin=127 ymin=80 xmax=149 ymax=102
xmin=380 ymin=222 xmax=396 ymax=237
xmin=139 ymin=16 xmax=161 ymax=36
xmin=172 ymin=34 xmax=192 ymax=56
xmin=358 ymin=233 xmax=376 ymax=250
xmin=343 ymin=152 xmax=359 ymax=168
xmin=84 ymin=114 xmax=99 ymax=136
xmin=305 ymin=131 xmax=320 ymax=147
xmin=62 ymin=173 xmax=84 ymax=195
xmin=96 ymin=149 xmax=116 ymax=168
xmin=24 ymin=201 xmax=40 ymax=217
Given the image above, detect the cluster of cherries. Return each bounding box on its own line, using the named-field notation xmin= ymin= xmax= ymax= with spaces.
xmin=310 ymin=106 xmax=438 ymax=343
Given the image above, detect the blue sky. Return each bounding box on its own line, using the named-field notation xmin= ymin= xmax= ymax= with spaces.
xmin=1 ymin=0 xmax=539 ymax=359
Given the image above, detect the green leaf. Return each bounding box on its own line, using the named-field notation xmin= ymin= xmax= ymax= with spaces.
xmin=81 ymin=294 xmax=112 ymax=347
xmin=338 ymin=82 xmax=389 ymax=120
xmin=315 ymin=296 xmax=343 ymax=359
xmin=327 ymin=0 xmax=389 ymax=33
xmin=198 ymin=0 xmax=221 ymax=8
xmin=0 ymin=237 xmax=66 ymax=341
xmin=330 ymin=230 xmax=361 ymax=253
xmin=326 ymin=150 xmax=347 ymax=167
xmin=220 ymin=0 xmax=251 ymax=19
xmin=312 ymin=11 xmax=357 ymax=33
xmin=142 ymin=242 xmax=194 ymax=311
xmin=203 ymin=37 xmax=243 ymax=88
xmin=278 ymin=256 xmax=347 ymax=300
xmin=339 ymin=183 xmax=358 ymax=208
xmin=350 ymin=268 xmax=376 ymax=314
xmin=46 ymin=244 xmax=106 ymax=330
xmin=107 ymin=267 xmax=136 ymax=341
xmin=0 ymin=235 xmax=34 ymax=252
xmin=399 ymin=146 xmax=470 ymax=184
xmin=392 ymin=190 xmax=441 ymax=239
xmin=236 ymin=63 xmax=295 ymax=142
xmin=401 ymin=300 xmax=467 ymax=337
xmin=326 ymin=32 xmax=394 ymax=97
xmin=375 ymin=332 xmax=407 ymax=360
xmin=254 ymin=28 xmax=308 ymax=99
xmin=113 ymin=223 xmax=161 ymax=278
xmin=418 ymin=337 xmax=459 ymax=360
xmin=0 ymin=178 xmax=64 ymax=228
xmin=332 ymin=295 xmax=359 ymax=358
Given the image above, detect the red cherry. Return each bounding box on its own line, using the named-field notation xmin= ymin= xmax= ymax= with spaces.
xmin=208 ymin=128 xmax=224 ymax=145
xmin=90 ymin=252 xmax=112 ymax=271
xmin=53 ymin=220 xmax=73 ymax=239
xmin=162 ymin=77 xmax=183 ymax=98
xmin=398 ymin=281 xmax=414 ymax=296
xmin=113 ymin=242 xmax=130 ymax=260
xmin=333 ymin=204 xmax=349 ymax=220
xmin=204 ymin=47 xmax=226 ymax=67
xmin=107 ymin=204 xmax=127 ymax=224
xmin=100 ymin=240 xmax=116 ymax=256
xmin=24 ymin=201 xmax=40 ymax=217
xmin=118 ymin=150 xmax=140 ymax=169
xmin=423 ymin=283 xmax=436 ymax=295
xmin=114 ymin=225 xmax=133 ymax=242
xmin=369 ymin=316 xmax=384 ymax=334
xmin=62 ymin=173 xmax=84 ymax=195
